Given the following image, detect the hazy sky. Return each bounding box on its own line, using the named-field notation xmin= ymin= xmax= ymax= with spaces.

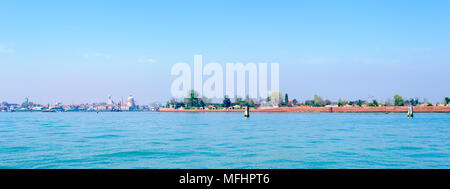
xmin=1 ymin=0 xmax=449 ymax=104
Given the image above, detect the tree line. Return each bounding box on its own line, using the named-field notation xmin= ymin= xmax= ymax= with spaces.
xmin=166 ymin=90 xmax=450 ymax=109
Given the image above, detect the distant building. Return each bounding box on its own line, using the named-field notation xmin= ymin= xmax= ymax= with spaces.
xmin=107 ymin=95 xmax=114 ymax=105
xmin=127 ymin=95 xmax=136 ymax=107
xmin=117 ymin=95 xmax=138 ymax=111
xmin=1 ymin=102 xmax=19 ymax=111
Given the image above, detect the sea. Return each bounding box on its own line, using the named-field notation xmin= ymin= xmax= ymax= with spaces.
xmin=0 ymin=112 xmax=449 ymax=168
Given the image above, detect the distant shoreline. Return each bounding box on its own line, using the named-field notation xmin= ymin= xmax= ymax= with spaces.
xmin=159 ymin=106 xmax=450 ymax=113
xmin=2 ymin=106 xmax=450 ymax=113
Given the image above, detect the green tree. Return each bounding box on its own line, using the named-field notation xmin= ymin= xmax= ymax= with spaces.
xmin=185 ymin=90 xmax=201 ymax=107
xmin=223 ymin=96 xmax=231 ymax=107
xmin=394 ymin=94 xmax=404 ymax=106
xmin=199 ymin=99 xmax=205 ymax=108
xmin=368 ymin=100 xmax=379 ymax=107
xmin=445 ymin=97 xmax=450 ymax=105
xmin=292 ymin=99 xmax=298 ymax=105
xmin=409 ymin=98 xmax=419 ymax=106
xmin=356 ymin=99 xmax=363 ymax=107
xmin=248 ymin=99 xmax=255 ymax=107
xmin=337 ymin=98 xmax=348 ymax=107
xmin=234 ymin=96 xmax=243 ymax=105
xmin=305 ymin=100 xmax=314 ymax=106
xmin=285 ymin=93 xmax=289 ymax=106
xmin=313 ymin=94 xmax=325 ymax=107
xmin=166 ymin=101 xmax=170 ymax=108
xmin=269 ymin=92 xmax=282 ymax=106
xmin=166 ymin=98 xmax=178 ymax=108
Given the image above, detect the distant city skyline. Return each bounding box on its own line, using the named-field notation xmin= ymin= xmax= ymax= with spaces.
xmin=1 ymin=0 xmax=449 ymax=104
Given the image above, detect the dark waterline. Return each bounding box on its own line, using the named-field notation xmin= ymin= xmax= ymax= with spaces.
xmin=0 ymin=112 xmax=449 ymax=168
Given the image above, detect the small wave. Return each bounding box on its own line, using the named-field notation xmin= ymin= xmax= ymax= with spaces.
xmin=94 ymin=150 xmax=193 ymax=158
xmin=170 ymin=138 xmax=193 ymax=142
xmin=242 ymin=153 xmax=257 ymax=158
xmin=405 ymin=152 xmax=448 ymax=158
xmin=85 ymin=134 xmax=122 ymax=139
xmin=333 ymin=151 xmax=359 ymax=156
xmin=279 ymin=145 xmax=300 ymax=149
xmin=365 ymin=147 xmax=382 ymax=152
xmin=1 ymin=146 xmax=32 ymax=153
xmin=387 ymin=146 xmax=424 ymax=151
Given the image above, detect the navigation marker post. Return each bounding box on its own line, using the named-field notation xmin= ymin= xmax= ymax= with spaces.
xmin=407 ymin=105 xmax=414 ymax=118
xmin=244 ymin=105 xmax=250 ymax=117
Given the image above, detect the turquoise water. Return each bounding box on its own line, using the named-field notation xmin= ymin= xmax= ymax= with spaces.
xmin=0 ymin=112 xmax=449 ymax=169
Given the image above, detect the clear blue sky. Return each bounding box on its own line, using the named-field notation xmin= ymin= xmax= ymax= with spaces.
xmin=1 ymin=0 xmax=449 ymax=104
